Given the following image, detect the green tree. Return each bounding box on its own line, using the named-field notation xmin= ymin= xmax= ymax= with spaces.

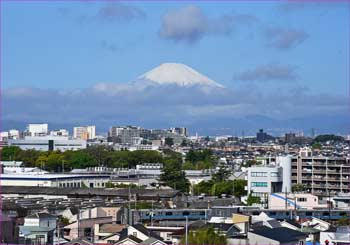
xmin=312 ymin=142 xmax=322 ymax=150
xmin=314 ymin=134 xmax=344 ymax=143
xmin=1 ymin=146 xmax=22 ymax=161
xmin=247 ymin=192 xmax=261 ymax=206
xmin=242 ymin=159 xmax=258 ymax=168
xmin=46 ymin=152 xmax=64 ymax=172
xmin=164 ymin=137 xmax=174 ymax=147
xmin=159 ymin=159 xmax=190 ymax=193
xmin=180 ymin=139 xmax=188 ymax=147
xmin=59 ymin=216 xmax=70 ymax=226
xmin=180 ymin=226 xmax=227 ymax=245
xmin=36 ymin=154 xmax=48 ymax=169
xmin=212 ymin=167 xmax=231 ymax=182
xmin=86 ymin=145 xmax=112 ymax=167
xmin=18 ymin=149 xmax=41 ymax=167
xmin=233 ymin=179 xmax=247 ymax=198
xmin=292 ymin=183 xmax=307 ymax=192
xmin=337 ymin=215 xmax=350 ymax=226
xmin=63 ymin=150 xmax=96 ymax=169
xmin=193 ymin=180 xmax=214 ymax=195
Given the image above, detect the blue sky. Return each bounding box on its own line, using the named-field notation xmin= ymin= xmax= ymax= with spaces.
xmin=2 ymin=1 xmax=350 ymax=135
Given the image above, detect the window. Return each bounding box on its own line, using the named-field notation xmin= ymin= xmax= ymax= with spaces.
xmin=297 ymin=198 xmax=307 ymax=202
xmin=133 ymin=232 xmax=137 ymax=237
xmin=271 ymin=172 xmax=280 ymax=177
xmin=251 ymin=172 xmax=267 ymax=177
xmin=305 ymin=212 xmax=312 ymax=216
xmin=36 ymin=235 xmax=45 ymax=245
xmin=165 ymin=212 xmax=173 ymax=216
xmin=252 ymin=182 xmax=268 ymax=187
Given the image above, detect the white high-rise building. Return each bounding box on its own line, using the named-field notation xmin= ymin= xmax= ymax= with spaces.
xmin=27 ymin=124 xmax=48 ymax=136
xmin=9 ymin=129 xmax=20 ymax=139
xmin=50 ymin=129 xmax=69 ymax=137
xmin=73 ymin=126 xmax=96 ymax=140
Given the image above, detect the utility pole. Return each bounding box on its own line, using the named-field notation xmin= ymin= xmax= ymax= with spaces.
xmin=294 ymin=195 xmax=297 ymax=220
xmin=185 ymin=216 xmax=188 ymax=245
xmin=56 ymin=221 xmax=60 ymax=245
xmin=328 ymin=191 xmax=331 ymax=220
xmin=285 ymin=187 xmax=288 ymax=212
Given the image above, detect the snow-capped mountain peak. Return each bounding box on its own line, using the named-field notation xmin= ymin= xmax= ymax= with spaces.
xmin=137 ymin=63 xmax=224 ymax=88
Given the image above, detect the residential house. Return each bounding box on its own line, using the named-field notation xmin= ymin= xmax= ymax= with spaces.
xmin=19 ymin=212 xmax=57 ymax=245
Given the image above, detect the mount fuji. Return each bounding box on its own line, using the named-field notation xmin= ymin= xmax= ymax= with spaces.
xmin=133 ymin=63 xmax=224 ymax=88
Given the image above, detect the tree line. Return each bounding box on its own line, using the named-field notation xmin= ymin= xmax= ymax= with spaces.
xmin=1 ymin=145 xmax=163 ymax=172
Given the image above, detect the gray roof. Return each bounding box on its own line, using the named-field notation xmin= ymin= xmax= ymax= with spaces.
xmin=19 ymin=226 xmax=55 ymax=233
xmin=250 ymin=227 xmax=307 ymax=243
xmin=2 ymin=186 xmax=180 ymax=200
xmin=141 ymin=237 xmax=165 ymax=244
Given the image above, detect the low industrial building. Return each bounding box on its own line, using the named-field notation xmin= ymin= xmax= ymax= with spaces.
xmin=8 ymin=136 xmax=86 ymax=151
xmin=0 ymin=174 xmax=110 ymax=188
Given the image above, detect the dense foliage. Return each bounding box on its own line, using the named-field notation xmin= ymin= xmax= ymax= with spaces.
xmin=180 ymin=226 xmax=227 ymax=245
xmin=193 ymin=168 xmax=246 ymax=197
xmin=337 ymin=215 xmax=350 ymax=226
xmin=247 ymin=192 xmax=261 ymax=206
xmin=183 ymin=149 xmax=216 ymax=170
xmin=193 ymin=178 xmax=247 ymax=197
xmin=0 ymin=146 xmax=163 ymax=172
xmin=313 ymin=134 xmax=344 ymax=143
xmin=159 ymin=158 xmax=190 ymax=193
xmin=292 ymin=183 xmax=307 ymax=192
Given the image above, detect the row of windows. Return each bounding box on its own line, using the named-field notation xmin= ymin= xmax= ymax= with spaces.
xmin=251 ymin=172 xmax=280 ymax=177
xmin=297 ymin=198 xmax=307 ymax=202
xmin=58 ymin=182 xmax=106 ymax=188
xmin=251 ymin=172 xmax=267 ymax=177
xmin=251 ymin=182 xmax=268 ymax=187
xmin=58 ymin=182 xmax=105 ymax=187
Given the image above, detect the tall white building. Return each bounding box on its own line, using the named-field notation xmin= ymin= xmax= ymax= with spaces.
xmin=27 ymin=123 xmax=48 ymax=136
xmin=246 ymin=156 xmax=292 ymax=199
xmin=170 ymin=127 xmax=188 ymax=137
xmin=73 ymin=126 xmax=96 ymax=140
xmin=1 ymin=129 xmax=20 ymax=141
xmin=247 ymin=165 xmax=283 ymax=198
xmin=50 ymin=129 xmax=69 ymax=137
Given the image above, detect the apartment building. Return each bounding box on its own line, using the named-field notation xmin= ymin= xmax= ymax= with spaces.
xmin=291 ymin=154 xmax=350 ymax=196
xmin=73 ymin=126 xmax=96 ymax=140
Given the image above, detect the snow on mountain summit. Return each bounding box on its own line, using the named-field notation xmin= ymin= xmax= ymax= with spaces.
xmin=138 ymin=63 xmax=224 ymax=88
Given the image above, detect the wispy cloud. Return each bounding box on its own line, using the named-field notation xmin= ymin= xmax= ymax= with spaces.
xmin=159 ymin=5 xmax=257 ymax=43
xmin=236 ymin=64 xmax=297 ymax=82
xmin=264 ymin=26 xmax=308 ymax=50
xmin=97 ymin=4 xmax=146 ymax=22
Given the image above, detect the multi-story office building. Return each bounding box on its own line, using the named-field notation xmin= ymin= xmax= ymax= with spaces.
xmin=247 ymin=165 xmax=283 ymax=198
xmin=291 ymin=153 xmax=350 ymax=196
xmin=170 ymin=127 xmax=188 ymax=137
xmin=73 ymin=126 xmax=96 ymax=140
xmin=26 ymin=123 xmax=48 ymax=136
xmin=109 ymin=126 xmax=143 ymax=144
xmin=256 ymin=129 xmax=274 ymax=142
xmin=247 ymin=156 xmax=292 ymax=198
